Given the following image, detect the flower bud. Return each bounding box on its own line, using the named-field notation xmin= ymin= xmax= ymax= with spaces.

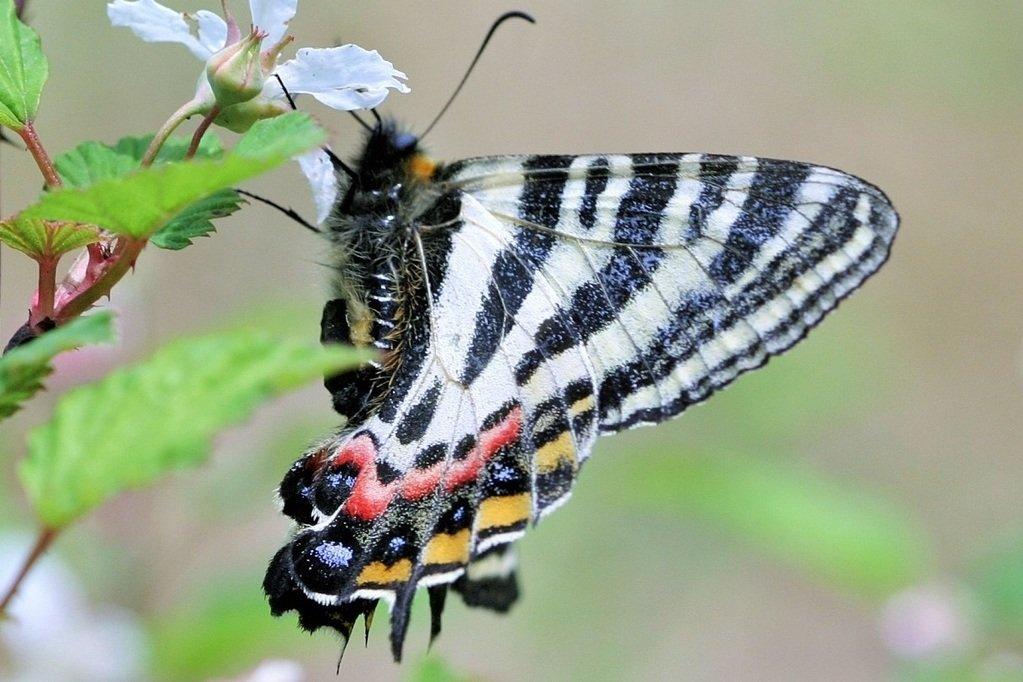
xmin=213 ymin=96 xmax=290 ymax=133
xmin=205 ymin=28 xmax=267 ymax=108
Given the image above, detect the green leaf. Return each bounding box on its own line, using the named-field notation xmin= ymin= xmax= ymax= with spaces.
xmin=54 ymin=134 xmax=238 ymax=250
xmin=233 ymin=110 xmax=323 ymax=159
xmin=0 ymin=312 xmax=115 ymax=419
xmin=56 ymin=134 xmax=228 ymax=188
xmin=150 ymin=188 xmax=245 ymax=250
xmin=54 ymin=141 xmax=139 ymax=189
xmin=56 ymin=134 xmax=227 ymax=188
xmin=0 ymin=0 xmax=47 ymax=129
xmin=612 ymin=452 xmax=929 ymax=599
xmin=19 ymin=327 xmax=371 ymax=528
xmin=0 ymin=216 xmax=100 ymax=260
xmin=112 ymin=131 xmax=225 ymax=163
xmin=22 ymin=113 xmax=323 ymax=240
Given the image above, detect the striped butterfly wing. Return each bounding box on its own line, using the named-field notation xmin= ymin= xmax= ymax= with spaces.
xmin=265 ymin=152 xmax=898 ymax=660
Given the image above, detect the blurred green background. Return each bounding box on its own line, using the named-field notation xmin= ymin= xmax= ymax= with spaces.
xmin=1 ymin=1 xmax=1021 ymax=680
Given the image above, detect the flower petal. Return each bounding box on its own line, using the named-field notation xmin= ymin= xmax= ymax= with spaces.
xmin=296 ymin=149 xmax=338 ymax=225
xmin=249 ymin=0 xmax=298 ymax=49
xmin=194 ymin=9 xmax=228 ymax=56
xmin=106 ymin=0 xmax=211 ymax=60
xmin=270 ymin=45 xmax=410 ymax=111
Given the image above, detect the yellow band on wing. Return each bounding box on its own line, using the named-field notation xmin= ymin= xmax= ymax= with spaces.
xmin=478 ymin=493 xmax=531 ymax=529
xmin=356 ymin=558 xmax=413 ymax=585
xmin=424 ymin=529 xmax=471 ymax=565
xmin=535 ymin=432 xmax=575 ymax=474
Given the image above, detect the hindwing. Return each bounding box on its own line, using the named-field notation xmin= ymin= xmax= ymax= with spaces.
xmin=265 ymin=152 xmax=898 ymax=659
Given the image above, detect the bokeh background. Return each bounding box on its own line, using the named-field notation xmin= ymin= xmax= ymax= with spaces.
xmin=2 ymin=1 xmax=1022 ymax=680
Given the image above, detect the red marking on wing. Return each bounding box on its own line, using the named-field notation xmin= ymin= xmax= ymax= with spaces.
xmin=333 ymin=434 xmax=376 ymax=467
xmin=400 ymin=406 xmax=523 ymax=499
xmin=401 ymin=465 xmax=443 ymax=500
xmin=443 ymin=406 xmax=521 ymax=492
xmin=335 ymin=434 xmax=394 ymax=521
xmin=341 ymin=407 xmax=523 ymax=520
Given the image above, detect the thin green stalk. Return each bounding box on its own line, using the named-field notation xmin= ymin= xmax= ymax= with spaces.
xmin=141 ymin=98 xmax=207 ymax=167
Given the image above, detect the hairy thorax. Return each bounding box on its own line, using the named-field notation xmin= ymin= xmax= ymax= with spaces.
xmin=319 ymin=133 xmax=445 ymax=423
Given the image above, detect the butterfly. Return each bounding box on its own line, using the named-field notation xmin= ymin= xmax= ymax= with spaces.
xmin=262 ymin=121 xmax=899 ymax=661
xmin=261 ymin=15 xmax=899 ymax=664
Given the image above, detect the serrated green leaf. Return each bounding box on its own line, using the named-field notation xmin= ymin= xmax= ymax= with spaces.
xmin=21 ymin=113 xmax=323 ymax=239
xmin=56 ymin=134 xmax=226 ymax=188
xmin=150 ymin=188 xmax=244 ymax=250
xmin=19 ymin=328 xmax=371 ymax=528
xmin=612 ymin=452 xmax=929 ymax=599
xmin=113 ymin=132 xmax=225 ymax=163
xmin=0 ymin=0 xmax=47 ymax=129
xmin=54 ymin=142 xmax=139 ymax=189
xmin=0 ymin=216 xmax=100 ymax=260
xmin=54 ymin=134 xmax=238 ymax=250
xmin=232 ymin=111 xmax=323 ymax=159
xmin=0 ymin=312 xmax=115 ymax=419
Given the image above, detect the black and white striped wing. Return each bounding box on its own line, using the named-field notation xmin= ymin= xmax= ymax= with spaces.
xmin=438 ymin=152 xmax=897 ymax=437
xmin=265 ymin=152 xmax=897 ymax=659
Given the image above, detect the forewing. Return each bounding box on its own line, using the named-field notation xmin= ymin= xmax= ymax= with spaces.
xmin=264 ymin=152 xmax=898 ymax=660
xmin=442 ymin=153 xmax=898 ymax=433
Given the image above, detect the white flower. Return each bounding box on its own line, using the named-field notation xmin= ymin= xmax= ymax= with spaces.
xmin=107 ymin=0 xmax=410 ymax=222
xmin=296 ymin=148 xmax=337 ymax=225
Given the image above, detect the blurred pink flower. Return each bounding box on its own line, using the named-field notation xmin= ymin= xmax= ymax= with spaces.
xmin=879 ymin=584 xmax=974 ymax=660
xmin=0 ymin=532 xmax=149 ymax=680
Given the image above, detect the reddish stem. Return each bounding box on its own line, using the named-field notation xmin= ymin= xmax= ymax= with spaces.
xmin=0 ymin=528 xmax=58 ymax=617
xmin=53 ymin=238 xmax=146 ymax=322
xmin=185 ymin=105 xmax=221 ymax=160
xmin=17 ymin=122 xmax=61 ymax=188
xmin=31 ymin=256 xmax=57 ymax=326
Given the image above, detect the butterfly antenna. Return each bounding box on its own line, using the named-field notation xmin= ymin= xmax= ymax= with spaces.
xmin=237 ymin=189 xmax=321 ymax=234
xmin=273 ymin=73 xmax=298 ymax=111
xmin=275 ymin=74 xmax=359 ymax=181
xmin=421 ymin=10 xmax=535 ymax=139
xmin=348 ymin=110 xmax=372 ymax=132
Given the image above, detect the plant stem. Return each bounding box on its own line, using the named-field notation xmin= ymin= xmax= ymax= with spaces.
xmin=141 ymin=98 xmax=205 ymax=167
xmin=17 ymin=123 xmax=61 ymax=188
xmin=32 ymin=256 xmax=57 ymax=325
xmin=53 ymin=238 xmax=146 ymax=322
xmin=0 ymin=528 xmax=58 ymax=617
xmin=185 ymin=105 xmax=221 ymax=160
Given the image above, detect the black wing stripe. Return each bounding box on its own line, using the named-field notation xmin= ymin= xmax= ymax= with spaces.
xmin=459 ymin=156 xmax=570 ymax=385
xmin=519 ymin=159 xmax=682 ymax=387
xmin=707 ymin=164 xmax=812 ymax=287
xmin=600 ymin=186 xmax=891 ymax=429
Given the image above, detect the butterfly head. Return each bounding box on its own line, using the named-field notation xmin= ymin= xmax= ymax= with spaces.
xmin=353 ymin=120 xmax=437 ymax=191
